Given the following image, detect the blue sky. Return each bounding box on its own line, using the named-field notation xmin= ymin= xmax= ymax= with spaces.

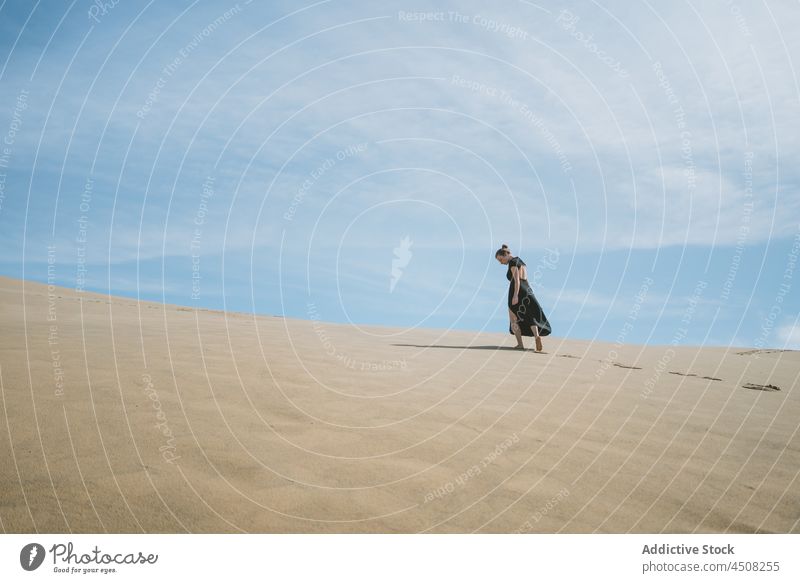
xmin=0 ymin=0 xmax=798 ymax=348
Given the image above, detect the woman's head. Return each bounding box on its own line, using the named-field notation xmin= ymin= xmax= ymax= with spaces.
xmin=495 ymin=244 xmax=512 ymax=264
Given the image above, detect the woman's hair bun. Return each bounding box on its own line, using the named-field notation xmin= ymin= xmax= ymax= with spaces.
xmin=495 ymin=243 xmax=511 ymax=257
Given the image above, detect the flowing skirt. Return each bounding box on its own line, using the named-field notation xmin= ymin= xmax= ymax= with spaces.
xmin=508 ymin=279 xmax=552 ymax=337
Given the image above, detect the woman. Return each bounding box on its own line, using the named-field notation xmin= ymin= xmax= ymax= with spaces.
xmin=495 ymin=244 xmax=552 ymax=352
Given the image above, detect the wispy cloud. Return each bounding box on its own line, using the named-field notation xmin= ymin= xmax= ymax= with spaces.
xmin=777 ymin=322 xmax=800 ymax=349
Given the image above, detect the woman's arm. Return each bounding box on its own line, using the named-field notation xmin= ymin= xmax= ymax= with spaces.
xmin=511 ymin=266 xmax=520 ymax=304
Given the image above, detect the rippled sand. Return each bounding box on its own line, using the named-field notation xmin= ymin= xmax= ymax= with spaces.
xmin=0 ymin=276 xmax=797 ymax=533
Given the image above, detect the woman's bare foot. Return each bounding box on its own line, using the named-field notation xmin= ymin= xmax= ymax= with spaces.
xmin=515 ymin=344 xmax=525 ymax=350
xmin=535 ymin=336 xmax=543 ymax=352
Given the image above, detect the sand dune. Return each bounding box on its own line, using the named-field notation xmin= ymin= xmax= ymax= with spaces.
xmin=0 ymin=276 xmax=797 ymax=533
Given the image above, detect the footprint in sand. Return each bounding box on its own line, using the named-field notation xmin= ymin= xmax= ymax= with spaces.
xmin=613 ymin=362 xmax=642 ymax=370
xmin=742 ymin=383 xmax=781 ymax=392
xmin=736 ymin=349 xmax=793 ymax=356
xmin=669 ymin=371 xmax=722 ymax=381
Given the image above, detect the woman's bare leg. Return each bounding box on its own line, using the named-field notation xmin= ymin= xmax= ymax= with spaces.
xmin=509 ymin=309 xmax=524 ymax=348
xmin=533 ymin=325 xmax=543 ymax=352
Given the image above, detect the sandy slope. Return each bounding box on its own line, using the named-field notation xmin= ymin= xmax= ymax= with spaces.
xmin=0 ymin=275 xmax=797 ymax=533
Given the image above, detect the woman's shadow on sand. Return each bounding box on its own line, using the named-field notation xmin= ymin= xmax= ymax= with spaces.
xmin=392 ymin=343 xmax=534 ymax=351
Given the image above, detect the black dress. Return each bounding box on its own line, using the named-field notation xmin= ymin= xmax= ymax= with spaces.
xmin=507 ymin=256 xmax=552 ymax=337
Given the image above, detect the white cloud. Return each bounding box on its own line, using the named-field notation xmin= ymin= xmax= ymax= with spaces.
xmin=777 ymin=322 xmax=800 ymax=349
xmin=2 ymin=0 xmax=798 ymax=262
